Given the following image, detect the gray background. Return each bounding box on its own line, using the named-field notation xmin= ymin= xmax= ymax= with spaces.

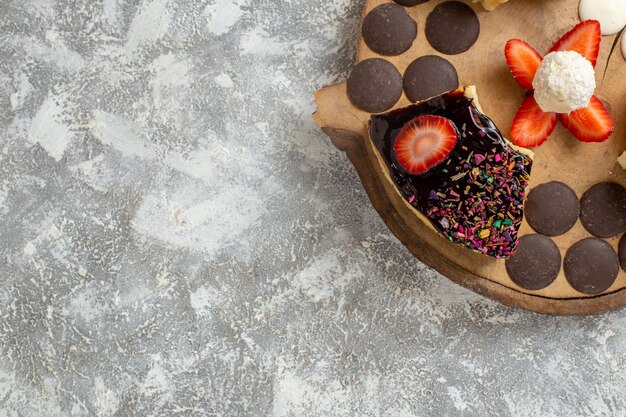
xmin=1 ymin=0 xmax=625 ymax=416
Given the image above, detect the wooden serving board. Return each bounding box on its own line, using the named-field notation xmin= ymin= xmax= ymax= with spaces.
xmin=314 ymin=0 xmax=626 ymax=315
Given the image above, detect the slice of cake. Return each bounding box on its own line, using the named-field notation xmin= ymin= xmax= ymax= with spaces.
xmin=368 ymin=86 xmax=533 ymax=259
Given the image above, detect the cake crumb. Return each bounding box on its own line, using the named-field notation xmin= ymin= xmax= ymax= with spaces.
xmin=618 ymin=151 xmax=626 ymax=171
xmin=474 ymin=0 xmax=509 ymax=11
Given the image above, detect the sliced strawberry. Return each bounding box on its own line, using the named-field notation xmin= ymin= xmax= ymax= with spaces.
xmin=510 ymin=94 xmax=558 ymax=148
xmin=550 ymin=20 xmax=601 ymax=67
xmin=559 ymin=96 xmax=614 ymax=142
xmin=392 ymin=115 xmax=458 ymax=175
xmin=505 ymin=39 xmax=543 ymax=90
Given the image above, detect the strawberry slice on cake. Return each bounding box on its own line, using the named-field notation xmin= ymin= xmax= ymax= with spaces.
xmin=392 ymin=115 xmax=459 ymax=175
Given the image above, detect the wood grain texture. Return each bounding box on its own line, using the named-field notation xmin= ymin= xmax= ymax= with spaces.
xmin=314 ymin=0 xmax=626 ymax=315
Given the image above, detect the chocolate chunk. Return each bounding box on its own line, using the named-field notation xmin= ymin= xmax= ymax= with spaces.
xmin=403 ymin=55 xmax=459 ymax=102
xmin=525 ymin=181 xmax=579 ymax=236
xmin=564 ymin=238 xmax=619 ymax=295
xmin=505 ymin=234 xmax=561 ymax=290
xmin=347 ymin=58 xmax=403 ymax=113
xmin=617 ymin=235 xmax=626 ymax=271
xmin=362 ymin=4 xmax=418 ymax=56
xmin=580 ymin=182 xmax=626 ymax=238
xmin=425 ymin=1 xmax=480 ymax=55
xmin=393 ymin=0 xmax=430 ymax=6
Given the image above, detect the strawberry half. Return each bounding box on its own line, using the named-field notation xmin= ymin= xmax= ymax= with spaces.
xmin=510 ymin=94 xmax=558 ymax=148
xmin=505 ymin=39 xmax=543 ymax=90
xmin=392 ymin=115 xmax=458 ymax=175
xmin=559 ymin=96 xmax=614 ymax=142
xmin=550 ymin=20 xmax=601 ymax=67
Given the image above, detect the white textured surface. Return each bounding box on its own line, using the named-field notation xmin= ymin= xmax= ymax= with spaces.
xmin=1 ymin=1 xmax=626 ymax=416
xmin=533 ymin=51 xmax=595 ymax=114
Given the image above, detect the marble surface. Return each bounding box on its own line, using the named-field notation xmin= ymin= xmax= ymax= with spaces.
xmin=1 ymin=0 xmax=626 ymax=416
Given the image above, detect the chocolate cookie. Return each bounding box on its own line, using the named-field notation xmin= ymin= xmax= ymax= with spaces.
xmin=425 ymin=1 xmax=480 ymax=55
xmin=579 ymin=182 xmax=626 ymax=238
xmin=347 ymin=58 xmax=403 ymax=113
xmin=403 ymin=55 xmax=459 ymax=102
xmin=620 ymin=234 xmax=626 ymax=271
xmin=393 ymin=0 xmax=430 ymax=6
xmin=564 ymin=238 xmax=619 ymax=295
xmin=362 ymin=4 xmax=418 ymax=56
xmin=505 ymin=234 xmax=561 ymax=290
xmin=525 ymin=181 xmax=579 ymax=236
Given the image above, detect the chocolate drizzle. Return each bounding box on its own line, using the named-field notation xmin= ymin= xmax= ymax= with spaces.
xmin=369 ymin=90 xmax=533 ymax=258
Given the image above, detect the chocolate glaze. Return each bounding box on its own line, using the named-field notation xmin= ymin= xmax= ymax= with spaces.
xmin=369 ymin=90 xmax=533 ymax=258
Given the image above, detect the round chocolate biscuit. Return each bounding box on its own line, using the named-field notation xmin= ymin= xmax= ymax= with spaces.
xmin=617 ymin=234 xmax=626 ymax=271
xmin=580 ymin=182 xmax=626 ymax=238
xmin=362 ymin=4 xmax=418 ymax=56
xmin=393 ymin=0 xmax=430 ymax=6
xmin=425 ymin=1 xmax=480 ymax=55
xmin=347 ymin=58 xmax=403 ymax=113
xmin=564 ymin=238 xmax=619 ymax=295
xmin=403 ymin=55 xmax=459 ymax=102
xmin=525 ymin=181 xmax=579 ymax=236
xmin=505 ymin=234 xmax=561 ymax=291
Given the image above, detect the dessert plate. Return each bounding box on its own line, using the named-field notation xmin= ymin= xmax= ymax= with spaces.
xmin=314 ymin=0 xmax=626 ymax=315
